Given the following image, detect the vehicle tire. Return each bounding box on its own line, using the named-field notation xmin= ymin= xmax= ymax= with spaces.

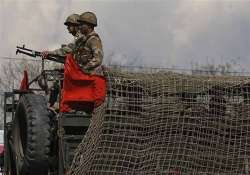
xmin=12 ymin=94 xmax=51 ymax=175
xmin=6 ymin=138 xmax=17 ymax=175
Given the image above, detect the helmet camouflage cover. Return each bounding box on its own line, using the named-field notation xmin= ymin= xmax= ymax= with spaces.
xmin=78 ymin=12 xmax=97 ymax=27
xmin=64 ymin=14 xmax=80 ymax=25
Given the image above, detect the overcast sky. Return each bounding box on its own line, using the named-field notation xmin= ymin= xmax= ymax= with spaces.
xmin=0 ymin=0 xmax=249 ymax=69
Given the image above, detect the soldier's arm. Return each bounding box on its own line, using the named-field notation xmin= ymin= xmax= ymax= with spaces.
xmin=49 ymin=43 xmax=75 ymax=60
xmin=83 ymin=37 xmax=103 ymax=71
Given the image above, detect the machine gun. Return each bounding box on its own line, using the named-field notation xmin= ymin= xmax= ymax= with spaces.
xmin=16 ymin=45 xmax=65 ymax=64
xmin=2 ymin=44 xmax=92 ymax=175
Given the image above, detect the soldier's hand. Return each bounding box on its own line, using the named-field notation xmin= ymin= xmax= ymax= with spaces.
xmin=41 ymin=51 xmax=50 ymax=59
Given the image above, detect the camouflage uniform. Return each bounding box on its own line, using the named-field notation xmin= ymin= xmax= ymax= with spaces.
xmin=47 ymin=14 xmax=84 ymax=107
xmin=49 ymin=31 xmax=85 ymax=62
xmin=49 ymin=43 xmax=74 ymax=60
xmin=48 ymin=14 xmax=85 ymax=62
xmin=73 ymin=31 xmax=103 ymax=74
xmin=73 ymin=12 xmax=103 ymax=74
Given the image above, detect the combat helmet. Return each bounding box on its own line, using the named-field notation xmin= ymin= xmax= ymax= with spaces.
xmin=78 ymin=12 xmax=97 ymax=27
xmin=64 ymin=14 xmax=80 ymax=26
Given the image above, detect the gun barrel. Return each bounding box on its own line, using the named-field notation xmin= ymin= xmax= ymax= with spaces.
xmin=16 ymin=46 xmax=32 ymax=51
xmin=16 ymin=46 xmax=41 ymax=55
xmin=16 ymin=49 xmax=37 ymax=57
xmin=16 ymin=45 xmax=65 ymax=64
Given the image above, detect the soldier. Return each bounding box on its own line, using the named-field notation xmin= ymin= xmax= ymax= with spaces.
xmin=41 ymin=13 xmax=82 ymax=60
xmin=74 ymin=11 xmax=103 ymax=74
xmin=41 ymin=14 xmax=83 ymax=107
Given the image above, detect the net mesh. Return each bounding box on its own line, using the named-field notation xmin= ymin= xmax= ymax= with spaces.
xmin=69 ymin=67 xmax=250 ymax=175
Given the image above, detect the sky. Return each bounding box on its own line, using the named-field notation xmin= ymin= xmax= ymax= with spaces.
xmin=0 ymin=0 xmax=249 ymax=69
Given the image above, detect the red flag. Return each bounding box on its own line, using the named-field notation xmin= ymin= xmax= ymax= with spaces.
xmin=20 ymin=70 xmax=29 ymax=90
xmin=60 ymin=54 xmax=106 ymax=112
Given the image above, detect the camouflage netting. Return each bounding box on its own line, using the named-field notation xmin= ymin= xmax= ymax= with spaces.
xmin=70 ymin=68 xmax=250 ymax=175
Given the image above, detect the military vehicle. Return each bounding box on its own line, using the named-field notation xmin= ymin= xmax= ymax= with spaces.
xmin=3 ymin=45 xmax=92 ymax=175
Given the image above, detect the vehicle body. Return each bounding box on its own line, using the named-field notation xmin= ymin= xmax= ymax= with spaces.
xmin=3 ymin=46 xmax=92 ymax=175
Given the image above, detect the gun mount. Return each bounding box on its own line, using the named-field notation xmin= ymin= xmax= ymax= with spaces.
xmin=3 ymin=45 xmax=92 ymax=175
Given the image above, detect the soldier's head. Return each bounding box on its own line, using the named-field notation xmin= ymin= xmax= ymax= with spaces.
xmin=78 ymin=12 xmax=97 ymax=35
xmin=64 ymin=14 xmax=80 ymax=36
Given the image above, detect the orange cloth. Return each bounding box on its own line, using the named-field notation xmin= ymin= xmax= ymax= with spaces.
xmin=60 ymin=54 xmax=106 ymax=112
